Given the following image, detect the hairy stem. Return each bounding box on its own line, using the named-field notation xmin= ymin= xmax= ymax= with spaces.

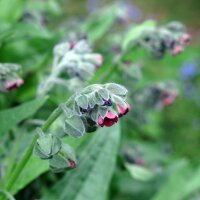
xmin=5 ymin=106 xmax=62 ymax=191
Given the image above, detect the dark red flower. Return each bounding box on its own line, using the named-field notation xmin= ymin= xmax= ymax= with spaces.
xmin=117 ymin=104 xmax=131 ymax=118
xmin=69 ymin=41 xmax=77 ymax=49
xmin=6 ymin=79 xmax=24 ymax=91
xmin=68 ymin=159 xmax=77 ymax=169
xmin=179 ymin=33 xmax=190 ymax=45
xmin=98 ymin=111 xmax=118 ymax=127
xmin=95 ymin=54 xmax=103 ymax=68
xmin=171 ymin=45 xmax=183 ymax=56
xmin=161 ymin=92 xmax=177 ymax=107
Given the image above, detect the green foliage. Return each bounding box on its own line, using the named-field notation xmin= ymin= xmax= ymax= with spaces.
xmin=0 ymin=0 xmax=25 ymax=22
xmin=10 ymin=134 xmax=88 ymax=195
xmin=42 ymin=124 xmax=120 ymax=200
xmin=0 ymin=97 xmax=47 ymax=138
xmin=0 ymin=0 xmax=200 ymax=200
xmin=123 ymin=20 xmax=156 ymax=50
xmin=82 ymin=6 xmax=117 ymax=42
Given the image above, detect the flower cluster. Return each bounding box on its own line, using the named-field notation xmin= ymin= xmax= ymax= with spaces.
xmin=37 ymin=39 xmax=103 ymax=96
xmin=143 ymin=81 xmax=179 ymax=109
xmin=138 ymin=21 xmax=190 ymax=58
xmin=59 ymin=83 xmax=130 ymax=138
xmin=0 ymin=63 xmax=24 ymax=92
xmin=54 ymin=39 xmax=103 ymax=78
xmin=35 ymin=83 xmax=130 ymax=172
xmin=130 ymin=81 xmax=178 ymax=126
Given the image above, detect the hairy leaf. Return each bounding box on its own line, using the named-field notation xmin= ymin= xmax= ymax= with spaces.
xmin=42 ymin=123 xmax=121 ymax=200
xmin=0 ymin=97 xmax=48 ymax=138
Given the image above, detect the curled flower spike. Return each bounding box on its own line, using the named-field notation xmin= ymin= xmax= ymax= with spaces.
xmin=34 ymin=83 xmax=129 ymax=173
xmin=137 ymin=21 xmax=190 ymax=58
xmin=62 ymin=83 xmax=129 ymax=134
xmin=38 ymin=39 xmax=104 ymax=95
xmin=98 ymin=111 xmax=118 ymax=127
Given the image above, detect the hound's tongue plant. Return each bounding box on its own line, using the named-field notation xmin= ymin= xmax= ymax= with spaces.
xmin=35 ymin=83 xmax=130 ymax=172
xmin=37 ymin=39 xmax=103 ymax=96
xmin=4 ymin=83 xmax=129 ymax=192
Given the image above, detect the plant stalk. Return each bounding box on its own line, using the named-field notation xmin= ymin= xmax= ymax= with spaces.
xmin=5 ymin=106 xmax=62 ymax=191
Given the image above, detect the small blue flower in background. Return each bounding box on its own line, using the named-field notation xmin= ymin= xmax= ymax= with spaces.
xmin=179 ymin=59 xmax=200 ymax=105
xmin=86 ymin=0 xmax=100 ymax=13
xmin=183 ymin=82 xmax=196 ymax=98
xmin=118 ymin=0 xmax=141 ymax=21
xmin=180 ymin=60 xmax=199 ymax=80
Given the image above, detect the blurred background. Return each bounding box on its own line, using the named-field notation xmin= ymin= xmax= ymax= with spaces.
xmin=0 ymin=0 xmax=200 ymax=200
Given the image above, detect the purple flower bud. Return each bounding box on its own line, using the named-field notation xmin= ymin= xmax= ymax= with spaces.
xmin=102 ymin=99 xmax=112 ymax=106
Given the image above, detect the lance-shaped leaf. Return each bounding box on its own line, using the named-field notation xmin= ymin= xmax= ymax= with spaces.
xmin=65 ymin=115 xmax=85 ymax=138
xmin=122 ymin=20 xmax=156 ymax=50
xmin=0 ymin=97 xmax=47 ymax=138
xmin=42 ymin=123 xmax=121 ymax=200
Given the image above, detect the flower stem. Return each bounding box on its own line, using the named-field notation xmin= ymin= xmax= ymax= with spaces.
xmin=5 ymin=106 xmax=62 ymax=191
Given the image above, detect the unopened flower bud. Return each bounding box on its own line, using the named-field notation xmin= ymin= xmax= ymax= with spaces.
xmin=49 ymin=144 xmax=77 ymax=173
xmin=35 ymin=134 xmax=62 ymax=159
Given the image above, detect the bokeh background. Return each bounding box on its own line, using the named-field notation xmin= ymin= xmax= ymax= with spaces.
xmin=0 ymin=0 xmax=200 ymax=200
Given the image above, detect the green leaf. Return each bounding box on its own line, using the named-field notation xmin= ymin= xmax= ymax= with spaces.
xmin=98 ymin=88 xmax=110 ymax=100
xmin=0 ymin=97 xmax=48 ymax=138
xmin=125 ymin=163 xmax=154 ymax=182
xmin=0 ymin=0 xmax=25 ymax=22
xmin=151 ymin=162 xmax=200 ymax=200
xmin=82 ymin=7 xmax=116 ymax=42
xmin=64 ymin=115 xmax=85 ymax=138
xmin=75 ymin=94 xmax=89 ymax=109
xmin=42 ymin=123 xmax=121 ymax=200
xmin=122 ymin=20 xmax=156 ymax=50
